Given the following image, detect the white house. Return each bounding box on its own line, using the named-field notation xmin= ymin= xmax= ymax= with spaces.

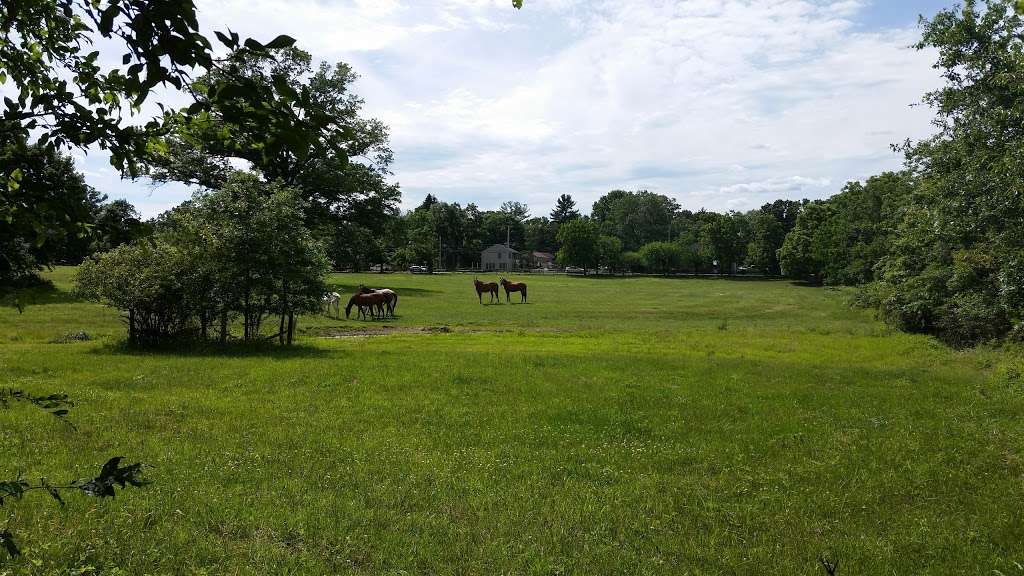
xmin=480 ymin=244 xmax=523 ymax=271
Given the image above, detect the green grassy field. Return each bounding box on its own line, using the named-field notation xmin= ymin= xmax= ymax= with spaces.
xmin=2 ymin=267 xmax=1023 ymax=574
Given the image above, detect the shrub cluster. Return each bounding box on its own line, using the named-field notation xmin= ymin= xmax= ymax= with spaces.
xmin=76 ymin=173 xmax=329 ymax=346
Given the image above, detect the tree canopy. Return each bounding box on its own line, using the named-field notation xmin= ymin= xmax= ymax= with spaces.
xmin=1 ymin=1 xmax=352 ymax=280
xmin=779 ymin=172 xmax=910 ymax=284
xmin=0 ymin=138 xmax=100 ymax=283
xmin=550 ymin=194 xmax=580 ymax=224
xmin=144 ymin=46 xmax=400 ymax=272
xmin=556 ymin=218 xmax=599 ymax=273
xmin=868 ymin=0 xmax=1024 ymax=345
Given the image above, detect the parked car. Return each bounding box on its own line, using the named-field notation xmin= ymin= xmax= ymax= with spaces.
xmin=408 ymin=265 xmax=428 ymax=274
xmin=565 ymin=266 xmax=585 ymax=275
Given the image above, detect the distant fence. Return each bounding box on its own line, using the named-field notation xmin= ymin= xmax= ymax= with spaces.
xmin=334 ymin=268 xmax=780 ymax=279
xmin=450 ymin=269 xmax=778 ymax=279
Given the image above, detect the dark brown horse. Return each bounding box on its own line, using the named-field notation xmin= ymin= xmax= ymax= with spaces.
xmin=500 ymin=277 xmax=527 ymax=303
xmin=474 ymin=277 xmax=499 ymax=304
xmin=346 ymin=291 xmax=387 ymax=320
xmin=358 ymin=285 xmax=398 ymax=317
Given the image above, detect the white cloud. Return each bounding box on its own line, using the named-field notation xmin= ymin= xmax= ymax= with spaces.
xmin=350 ymin=0 xmax=942 ymax=213
xmin=73 ymin=0 xmax=946 ymax=217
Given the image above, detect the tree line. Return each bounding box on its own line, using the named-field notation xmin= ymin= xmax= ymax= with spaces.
xmin=381 ymin=188 xmax=805 ymax=277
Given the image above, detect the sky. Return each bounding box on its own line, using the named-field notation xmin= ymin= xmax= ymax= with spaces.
xmin=72 ymin=0 xmax=956 ymax=218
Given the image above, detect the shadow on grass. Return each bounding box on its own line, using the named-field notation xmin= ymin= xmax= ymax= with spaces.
xmin=327 ymin=317 xmax=402 ymax=324
xmin=88 ymin=339 xmax=330 ymax=359
xmin=1 ymin=278 xmax=82 ymax=308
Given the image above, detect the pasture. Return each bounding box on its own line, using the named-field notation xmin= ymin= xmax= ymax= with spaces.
xmin=2 ymin=268 xmax=1023 ymax=574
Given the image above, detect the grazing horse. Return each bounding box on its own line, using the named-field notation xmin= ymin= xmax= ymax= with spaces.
xmin=322 ymin=291 xmax=341 ymax=318
xmin=500 ymin=277 xmax=527 ymax=303
xmin=358 ymin=285 xmax=398 ymax=317
xmin=345 ymin=291 xmax=387 ymax=320
xmin=474 ymin=277 xmax=499 ymax=304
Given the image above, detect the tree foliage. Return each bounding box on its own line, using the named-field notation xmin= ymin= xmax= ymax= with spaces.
xmin=144 ymin=47 xmax=400 ymax=270
xmin=550 ymin=194 xmax=580 ymax=224
xmin=639 ymin=242 xmax=685 ymax=275
xmin=779 ymin=172 xmax=910 ymax=284
xmin=697 ymin=211 xmax=749 ymax=273
xmin=866 ymin=0 xmax=1024 ymax=345
xmin=591 ymin=190 xmax=679 ymax=251
xmin=77 ymin=173 xmax=328 ymax=345
xmin=0 ymin=138 xmax=100 ymax=283
xmin=524 ymin=216 xmax=558 ymax=253
xmin=597 ymin=235 xmax=623 ymax=271
xmin=0 ymin=1 xmax=342 ymax=281
xmin=556 ymin=218 xmax=599 ymax=273
xmin=92 ymin=198 xmax=148 ymax=253
xmin=746 ymin=200 xmax=803 ymax=275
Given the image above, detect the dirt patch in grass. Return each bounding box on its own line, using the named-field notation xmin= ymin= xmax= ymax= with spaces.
xmin=313 ymin=325 xmax=457 ymax=338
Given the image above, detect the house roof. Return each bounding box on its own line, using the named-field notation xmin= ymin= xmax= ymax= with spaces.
xmin=531 ymin=251 xmax=555 ymax=259
xmin=482 ymin=243 xmax=519 ymax=254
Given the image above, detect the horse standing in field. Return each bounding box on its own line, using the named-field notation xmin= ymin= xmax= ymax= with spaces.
xmin=358 ymin=285 xmax=398 ymax=317
xmin=474 ymin=277 xmax=499 ymax=304
xmin=345 ymin=291 xmax=388 ymax=320
xmin=500 ymin=277 xmax=527 ymax=303
xmin=322 ymin=292 xmax=341 ymax=318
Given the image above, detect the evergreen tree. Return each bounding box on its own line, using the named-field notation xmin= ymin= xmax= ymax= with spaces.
xmin=550 ymin=194 xmax=580 ymax=224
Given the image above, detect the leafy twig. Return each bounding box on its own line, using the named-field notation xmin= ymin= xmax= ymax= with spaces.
xmin=1 ymin=457 xmax=149 ymax=558
xmin=1 ymin=391 xmax=149 ymax=558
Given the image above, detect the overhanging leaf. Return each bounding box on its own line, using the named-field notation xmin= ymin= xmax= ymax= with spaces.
xmin=0 ymin=529 xmax=19 ymax=558
xmin=263 ymin=35 xmax=296 ymax=50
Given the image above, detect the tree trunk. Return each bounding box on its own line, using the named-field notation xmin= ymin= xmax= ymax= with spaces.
xmin=286 ymin=312 xmax=295 ymax=345
xmin=243 ymin=289 xmax=252 ymax=340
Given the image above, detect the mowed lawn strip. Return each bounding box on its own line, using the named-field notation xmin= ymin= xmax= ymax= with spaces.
xmin=1 ymin=268 xmax=1022 ymax=574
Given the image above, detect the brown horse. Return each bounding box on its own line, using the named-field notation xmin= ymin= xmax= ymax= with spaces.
xmin=474 ymin=277 xmax=499 ymax=304
xmin=358 ymin=285 xmax=398 ymax=317
xmin=500 ymin=277 xmax=527 ymax=303
xmin=345 ymin=291 xmax=387 ymax=320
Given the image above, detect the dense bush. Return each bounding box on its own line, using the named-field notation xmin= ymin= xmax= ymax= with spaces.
xmin=621 ymin=251 xmax=644 ymax=273
xmin=76 ymin=243 xmax=197 ymax=345
xmin=638 ymin=242 xmax=685 ymax=275
xmin=76 ymin=173 xmax=329 ymax=345
xmin=556 ymin=218 xmax=600 ymax=273
xmin=597 ymin=235 xmax=623 ymax=272
xmin=868 ymin=0 xmax=1024 ymax=346
xmin=778 ymin=172 xmax=911 ymax=285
